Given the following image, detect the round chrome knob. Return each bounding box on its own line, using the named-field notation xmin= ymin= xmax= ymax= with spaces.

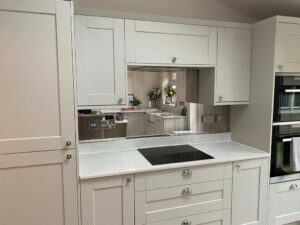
xmin=182 ymin=187 xmax=192 ymax=195
xmin=66 ymin=154 xmax=72 ymax=159
xmin=181 ymin=219 xmax=192 ymax=225
xmin=278 ymin=64 xmax=284 ymax=70
xmin=172 ymin=57 xmax=177 ymax=63
xmin=127 ymin=178 xmax=132 ymax=183
xmin=66 ymin=141 xmax=72 ymax=146
xmin=289 ymin=184 xmax=298 ymax=190
xmin=182 ymin=169 xmax=192 ymax=177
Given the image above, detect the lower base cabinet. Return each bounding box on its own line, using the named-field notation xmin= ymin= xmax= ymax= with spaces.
xmin=80 ymin=175 xmax=134 ymax=225
xmin=0 ymin=149 xmax=79 ymax=225
xmin=269 ymin=180 xmax=300 ymax=225
xmin=232 ymin=158 xmax=269 ymax=225
xmin=80 ymin=158 xmax=269 ymax=225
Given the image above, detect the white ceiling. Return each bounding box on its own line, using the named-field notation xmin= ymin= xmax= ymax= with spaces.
xmin=216 ymin=0 xmax=300 ymax=20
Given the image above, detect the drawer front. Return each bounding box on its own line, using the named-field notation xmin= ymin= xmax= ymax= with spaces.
xmin=143 ymin=209 xmax=231 ymax=225
xmin=138 ymin=163 xmax=231 ymax=190
xmin=269 ymin=180 xmax=300 ymax=225
xmin=135 ymin=179 xmax=232 ymax=224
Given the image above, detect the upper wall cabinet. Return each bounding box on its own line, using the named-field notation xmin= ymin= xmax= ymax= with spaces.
xmin=75 ymin=16 xmax=126 ymax=106
xmin=125 ymin=20 xmax=217 ymax=65
xmin=197 ymin=28 xmax=252 ymax=105
xmin=216 ymin=27 xmax=252 ymax=104
xmin=276 ymin=22 xmax=300 ymax=73
xmin=0 ymin=0 xmax=76 ymax=154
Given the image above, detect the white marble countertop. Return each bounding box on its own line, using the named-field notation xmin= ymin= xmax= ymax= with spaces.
xmin=79 ymin=140 xmax=269 ymax=180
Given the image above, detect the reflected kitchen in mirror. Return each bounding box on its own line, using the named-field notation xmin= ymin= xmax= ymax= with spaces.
xmin=78 ymin=66 xmax=230 ymax=141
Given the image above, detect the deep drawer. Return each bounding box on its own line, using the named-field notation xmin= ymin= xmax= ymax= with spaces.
xmin=135 ymin=179 xmax=232 ymax=224
xmin=142 ymin=209 xmax=231 ymax=225
xmin=269 ymin=180 xmax=300 ymax=225
xmin=135 ymin=163 xmax=232 ymax=191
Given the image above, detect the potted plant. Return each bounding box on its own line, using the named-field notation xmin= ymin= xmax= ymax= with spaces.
xmin=164 ymin=85 xmax=176 ymax=103
xmin=130 ymin=96 xmax=142 ymax=109
xmin=148 ymin=88 xmax=161 ymax=108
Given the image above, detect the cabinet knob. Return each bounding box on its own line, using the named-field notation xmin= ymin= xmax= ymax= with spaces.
xmin=172 ymin=57 xmax=177 ymax=63
xmin=118 ymin=98 xmax=124 ymax=104
xmin=127 ymin=178 xmax=132 ymax=183
xmin=182 ymin=187 xmax=192 ymax=195
xmin=66 ymin=154 xmax=72 ymax=160
xmin=278 ymin=64 xmax=284 ymax=70
xmin=235 ymin=164 xmax=241 ymax=169
xmin=182 ymin=169 xmax=192 ymax=177
xmin=289 ymin=184 xmax=298 ymax=190
xmin=66 ymin=141 xmax=72 ymax=146
xmin=181 ymin=219 xmax=192 ymax=225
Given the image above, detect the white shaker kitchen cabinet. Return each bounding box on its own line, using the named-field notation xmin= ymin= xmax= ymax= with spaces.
xmin=276 ymin=23 xmax=300 ymax=72
xmin=216 ymin=27 xmax=251 ymax=104
xmin=232 ymin=158 xmax=269 ymax=225
xmin=0 ymin=0 xmax=76 ymax=154
xmin=268 ymin=180 xmax=300 ymax=225
xmin=81 ymin=175 xmax=134 ymax=225
xmin=75 ymin=16 xmax=126 ymax=106
xmin=0 ymin=149 xmax=78 ymax=225
xmin=125 ymin=20 xmax=217 ymax=65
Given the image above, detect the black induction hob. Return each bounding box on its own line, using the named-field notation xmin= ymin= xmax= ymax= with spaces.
xmin=138 ymin=145 xmax=214 ymax=165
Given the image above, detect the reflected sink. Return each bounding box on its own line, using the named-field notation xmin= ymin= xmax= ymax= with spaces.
xmin=160 ymin=113 xmax=172 ymax=117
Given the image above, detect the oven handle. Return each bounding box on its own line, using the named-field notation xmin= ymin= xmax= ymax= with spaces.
xmin=282 ymin=138 xmax=292 ymax=143
xmin=273 ymin=121 xmax=300 ymax=126
xmin=285 ymin=89 xmax=300 ymax=93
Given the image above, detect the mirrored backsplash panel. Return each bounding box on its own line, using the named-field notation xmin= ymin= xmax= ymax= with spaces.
xmin=78 ymin=66 xmax=230 ymax=141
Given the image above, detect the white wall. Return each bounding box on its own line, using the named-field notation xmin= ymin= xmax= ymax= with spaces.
xmin=75 ymin=0 xmax=257 ymax=23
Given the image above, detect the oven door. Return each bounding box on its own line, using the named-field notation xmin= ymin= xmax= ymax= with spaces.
xmin=271 ymin=123 xmax=300 ymax=183
xmin=273 ymin=76 xmax=300 ymax=123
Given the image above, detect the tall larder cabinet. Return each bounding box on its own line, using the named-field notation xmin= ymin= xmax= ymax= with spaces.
xmin=0 ymin=1 xmax=79 ymax=225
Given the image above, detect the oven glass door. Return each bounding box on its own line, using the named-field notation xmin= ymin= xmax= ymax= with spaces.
xmin=271 ymin=124 xmax=300 ymax=178
xmin=273 ymin=76 xmax=300 ymax=123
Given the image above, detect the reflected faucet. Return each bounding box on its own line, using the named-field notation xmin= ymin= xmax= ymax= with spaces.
xmin=165 ymin=96 xmax=171 ymax=112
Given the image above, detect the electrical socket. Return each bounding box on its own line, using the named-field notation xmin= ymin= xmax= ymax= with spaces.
xmin=202 ymin=114 xmax=215 ymax=123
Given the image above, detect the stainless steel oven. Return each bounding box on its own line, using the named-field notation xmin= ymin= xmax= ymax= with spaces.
xmin=273 ymin=76 xmax=300 ymax=123
xmin=271 ymin=75 xmax=300 ymax=183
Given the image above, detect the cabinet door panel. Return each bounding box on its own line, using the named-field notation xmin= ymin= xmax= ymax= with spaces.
xmin=81 ymin=175 xmax=134 ymax=225
xmin=216 ymin=28 xmax=251 ymax=103
xmin=232 ymin=158 xmax=268 ymax=225
xmin=0 ymin=0 xmax=76 ymax=153
xmin=276 ymin=23 xmax=300 ymax=72
xmin=0 ymin=150 xmax=78 ymax=225
xmin=269 ymin=180 xmax=300 ymax=225
xmin=75 ymin=16 xmax=126 ymax=106
xmin=125 ymin=20 xmax=217 ymax=65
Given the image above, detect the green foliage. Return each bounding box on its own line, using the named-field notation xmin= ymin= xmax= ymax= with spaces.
xmin=130 ymin=96 xmax=142 ymax=106
xmin=148 ymin=88 xmax=162 ymax=101
xmin=165 ymin=85 xmax=176 ymax=97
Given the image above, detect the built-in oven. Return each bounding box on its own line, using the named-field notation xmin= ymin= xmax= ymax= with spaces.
xmin=273 ymin=76 xmax=300 ymax=123
xmin=271 ymin=75 xmax=300 ymax=183
xmin=271 ymin=123 xmax=300 ymax=183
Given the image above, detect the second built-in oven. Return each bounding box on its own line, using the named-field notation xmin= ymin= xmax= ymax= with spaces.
xmin=271 ymin=75 xmax=300 ymax=183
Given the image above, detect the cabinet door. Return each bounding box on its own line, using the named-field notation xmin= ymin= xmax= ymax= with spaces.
xmin=269 ymin=180 xmax=300 ymax=225
xmin=232 ymin=158 xmax=269 ymax=225
xmin=216 ymin=28 xmax=251 ymax=104
xmin=125 ymin=20 xmax=217 ymax=65
xmin=276 ymin=23 xmax=300 ymax=72
xmin=0 ymin=149 xmax=78 ymax=225
xmin=81 ymin=175 xmax=134 ymax=225
xmin=75 ymin=16 xmax=126 ymax=106
xmin=0 ymin=0 xmax=76 ymax=154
